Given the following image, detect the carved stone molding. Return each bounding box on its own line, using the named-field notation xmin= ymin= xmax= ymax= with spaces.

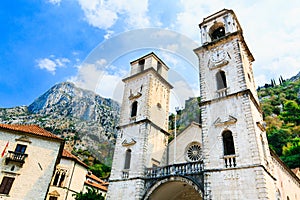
xmin=129 ymin=92 xmax=142 ymax=100
xmin=122 ymin=138 xmax=136 ymax=147
xmin=214 ymin=115 xmax=237 ymax=126
xmin=15 ymin=135 xmax=32 ymax=144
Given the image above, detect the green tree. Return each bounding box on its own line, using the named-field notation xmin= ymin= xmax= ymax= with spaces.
xmin=267 ymin=128 xmax=291 ymax=156
xmin=281 ymin=100 xmax=300 ymax=125
xmin=281 ymin=138 xmax=300 ymax=168
xmin=89 ymin=163 xmax=111 ymax=178
xmin=73 ymin=187 xmax=104 ymax=200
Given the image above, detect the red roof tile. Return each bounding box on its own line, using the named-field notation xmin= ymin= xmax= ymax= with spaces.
xmin=62 ymin=149 xmax=88 ymax=168
xmin=84 ymin=180 xmax=108 ymax=192
xmin=86 ymin=173 xmax=108 ymax=185
xmin=0 ymin=124 xmax=62 ymax=140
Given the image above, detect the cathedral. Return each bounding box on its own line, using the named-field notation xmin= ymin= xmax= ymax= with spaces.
xmin=107 ymin=9 xmax=300 ymax=200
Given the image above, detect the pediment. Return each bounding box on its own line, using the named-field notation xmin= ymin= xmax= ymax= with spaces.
xmin=48 ymin=190 xmax=60 ymax=197
xmin=214 ymin=115 xmax=237 ymax=126
xmin=15 ymin=135 xmax=32 ymax=143
xmin=129 ymin=92 xmax=142 ymax=100
xmin=122 ymin=138 xmax=136 ymax=147
xmin=208 ymin=59 xmax=229 ymax=70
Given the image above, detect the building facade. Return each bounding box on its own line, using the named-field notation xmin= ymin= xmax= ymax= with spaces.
xmin=47 ymin=149 xmax=88 ymax=200
xmin=84 ymin=172 xmax=109 ymax=198
xmin=107 ymin=52 xmax=173 ymax=199
xmin=107 ymin=8 xmax=300 ymax=200
xmin=0 ymin=124 xmax=64 ymax=200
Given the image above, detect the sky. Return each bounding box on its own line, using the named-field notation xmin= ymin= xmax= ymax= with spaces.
xmin=1 ymin=0 xmax=300 ymax=110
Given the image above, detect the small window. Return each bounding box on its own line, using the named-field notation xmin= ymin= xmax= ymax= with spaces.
xmin=124 ymin=149 xmax=131 ymax=169
xmin=222 ymin=131 xmax=235 ymax=155
xmin=131 ymin=101 xmax=138 ymax=117
xmin=211 ymin=26 xmax=225 ymax=40
xmin=59 ymin=172 xmax=66 ymax=187
xmin=157 ymin=61 xmax=162 ymax=74
xmin=49 ymin=197 xmax=58 ymax=200
xmin=216 ymin=71 xmax=227 ymax=90
xmin=0 ymin=176 xmax=15 ymax=194
xmin=248 ymin=73 xmax=252 ymax=82
xmin=52 ymin=171 xmax=60 ymax=186
xmin=138 ymin=59 xmax=145 ymax=71
xmin=15 ymin=144 xmax=27 ymax=154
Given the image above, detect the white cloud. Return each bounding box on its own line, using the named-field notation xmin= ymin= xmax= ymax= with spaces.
xmin=171 ymin=0 xmax=300 ymax=86
xmin=36 ymin=56 xmax=70 ymax=74
xmin=47 ymin=0 xmax=61 ymax=6
xmin=170 ymin=80 xmax=197 ymax=112
xmin=160 ymin=52 xmax=179 ymax=66
xmin=69 ymin=59 xmax=125 ymax=101
xmin=77 ymin=0 xmax=150 ymax=30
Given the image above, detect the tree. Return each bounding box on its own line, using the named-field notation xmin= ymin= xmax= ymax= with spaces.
xmin=73 ymin=187 xmax=104 ymax=200
xmin=89 ymin=163 xmax=111 ymax=178
xmin=281 ymin=100 xmax=300 ymax=125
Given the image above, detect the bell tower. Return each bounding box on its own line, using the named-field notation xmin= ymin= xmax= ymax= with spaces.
xmin=107 ymin=52 xmax=172 ymax=200
xmin=194 ymin=9 xmax=273 ymax=199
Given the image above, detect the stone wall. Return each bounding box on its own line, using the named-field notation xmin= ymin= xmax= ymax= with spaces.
xmin=0 ymin=130 xmax=62 ymax=200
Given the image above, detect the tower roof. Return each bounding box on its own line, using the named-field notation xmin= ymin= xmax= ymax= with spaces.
xmin=130 ymin=52 xmax=169 ymax=70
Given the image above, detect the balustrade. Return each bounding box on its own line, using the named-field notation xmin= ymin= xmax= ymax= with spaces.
xmin=145 ymin=161 xmax=203 ymax=179
xmin=224 ymin=155 xmax=236 ymax=168
xmin=122 ymin=170 xmax=129 ymax=179
xmin=217 ymin=88 xmax=227 ymax=98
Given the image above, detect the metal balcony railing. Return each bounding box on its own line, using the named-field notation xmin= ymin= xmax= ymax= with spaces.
xmin=145 ymin=161 xmax=203 ymax=179
xmin=5 ymin=151 xmax=28 ymax=166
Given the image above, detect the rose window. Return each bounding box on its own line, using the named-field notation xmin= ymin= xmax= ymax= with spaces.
xmin=186 ymin=144 xmax=201 ymax=162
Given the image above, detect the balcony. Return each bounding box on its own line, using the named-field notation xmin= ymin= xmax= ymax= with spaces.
xmin=145 ymin=161 xmax=203 ymax=179
xmin=217 ymin=88 xmax=227 ymax=98
xmin=224 ymin=155 xmax=236 ymax=168
xmin=5 ymin=151 xmax=28 ymax=166
xmin=122 ymin=169 xmax=130 ymax=179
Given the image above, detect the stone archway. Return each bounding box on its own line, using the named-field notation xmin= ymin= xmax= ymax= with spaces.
xmin=144 ymin=176 xmax=203 ymax=200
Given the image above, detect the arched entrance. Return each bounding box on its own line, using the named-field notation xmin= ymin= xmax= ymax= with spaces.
xmin=144 ymin=176 xmax=203 ymax=200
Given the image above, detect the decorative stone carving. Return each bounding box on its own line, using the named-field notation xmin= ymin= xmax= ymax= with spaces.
xmin=213 ymin=115 xmax=237 ymax=126
xmin=122 ymin=138 xmax=136 ymax=147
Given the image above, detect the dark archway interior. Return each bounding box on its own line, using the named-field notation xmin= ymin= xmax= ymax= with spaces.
xmin=148 ymin=181 xmax=202 ymax=200
xmin=211 ymin=26 xmax=225 ymax=40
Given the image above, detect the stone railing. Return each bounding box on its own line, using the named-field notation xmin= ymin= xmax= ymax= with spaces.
xmin=224 ymin=155 xmax=236 ymax=168
xmin=145 ymin=161 xmax=203 ymax=179
xmin=217 ymin=88 xmax=227 ymax=98
xmin=122 ymin=170 xmax=129 ymax=179
xmin=5 ymin=151 xmax=28 ymax=166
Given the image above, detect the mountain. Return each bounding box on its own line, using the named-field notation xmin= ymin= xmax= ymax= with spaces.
xmin=0 ymin=82 xmax=120 ymax=166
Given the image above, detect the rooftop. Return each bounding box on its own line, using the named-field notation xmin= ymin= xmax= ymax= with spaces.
xmin=0 ymin=124 xmax=62 ymax=140
xmin=62 ymin=149 xmax=88 ymax=168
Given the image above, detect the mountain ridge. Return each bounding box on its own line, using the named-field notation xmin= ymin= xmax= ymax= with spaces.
xmin=0 ymin=81 xmax=120 ymax=166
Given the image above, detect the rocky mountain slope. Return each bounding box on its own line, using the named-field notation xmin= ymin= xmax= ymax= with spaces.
xmin=0 ymin=82 xmax=120 ymax=166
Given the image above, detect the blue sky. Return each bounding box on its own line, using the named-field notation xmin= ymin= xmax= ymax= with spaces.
xmin=1 ymin=0 xmax=300 ymax=110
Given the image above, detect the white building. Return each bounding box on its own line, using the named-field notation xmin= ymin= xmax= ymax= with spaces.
xmin=84 ymin=171 xmax=108 ymax=198
xmin=47 ymin=149 xmax=88 ymax=200
xmin=0 ymin=124 xmax=64 ymax=200
xmin=107 ymin=9 xmax=300 ymax=200
xmin=47 ymin=149 xmax=109 ymax=200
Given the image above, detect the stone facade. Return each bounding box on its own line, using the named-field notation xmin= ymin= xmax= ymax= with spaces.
xmin=47 ymin=149 xmax=88 ymax=200
xmin=107 ymin=9 xmax=300 ymax=200
xmin=0 ymin=124 xmax=63 ymax=200
xmin=107 ymin=53 xmax=172 ymax=200
xmin=194 ymin=9 xmax=300 ymax=200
